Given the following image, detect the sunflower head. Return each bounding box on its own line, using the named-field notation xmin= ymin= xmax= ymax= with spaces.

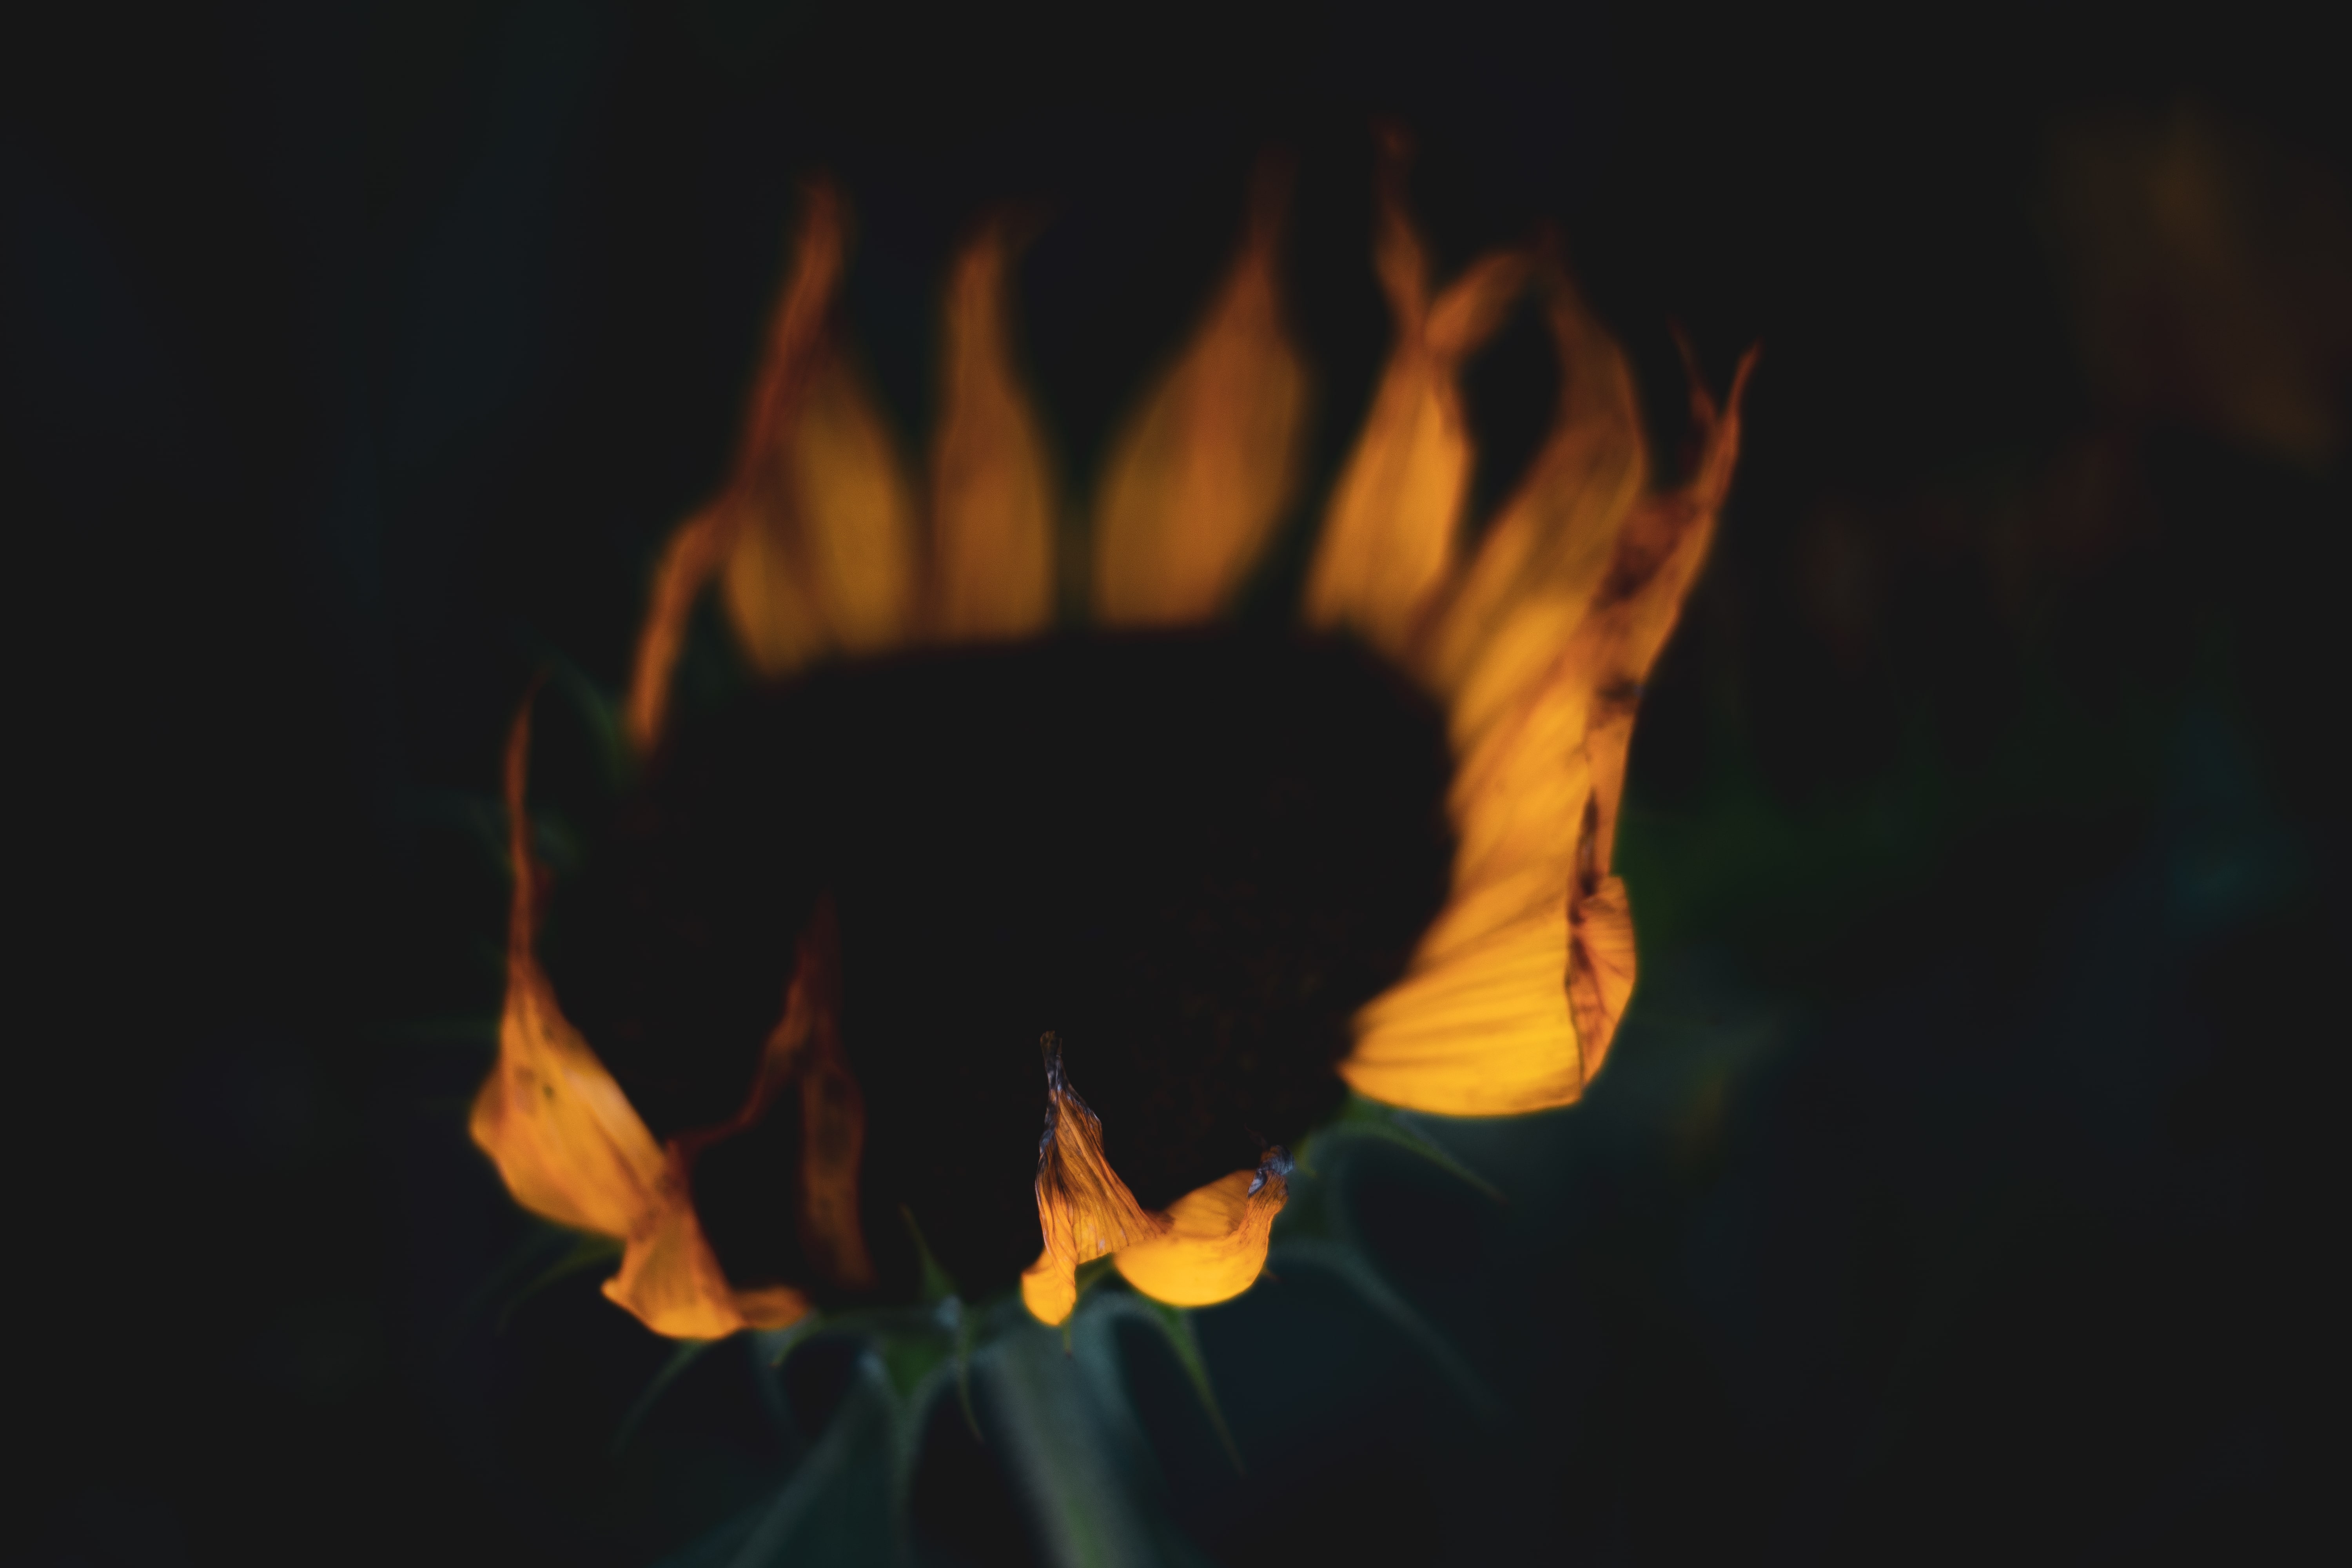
xmin=468 ymin=137 xmax=1750 ymax=1340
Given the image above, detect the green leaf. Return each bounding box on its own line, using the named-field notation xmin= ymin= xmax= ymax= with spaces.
xmin=1270 ymin=1237 xmax=1501 ymax=1418
xmin=1323 ymin=1096 xmax=1506 ymax=1204
xmin=1125 ymin=1296 xmax=1241 ymax=1473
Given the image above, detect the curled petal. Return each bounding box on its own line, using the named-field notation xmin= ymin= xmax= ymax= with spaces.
xmin=929 ymin=217 xmax=1057 ymax=641
xmin=1418 ymin=273 xmax=1648 ymax=742
xmin=1567 ymin=872 xmax=1638 ymax=1083
xmin=1022 ymin=1035 xmax=1166 ymax=1325
xmin=1345 ymin=336 xmax=1753 ymax=1116
xmin=1093 ymin=165 xmax=1308 ymax=626
xmin=471 ymin=699 xmax=812 ymax=1338
xmin=1112 ymin=1156 xmax=1290 ymax=1308
xmin=1308 ymin=134 xmax=1530 ymax=657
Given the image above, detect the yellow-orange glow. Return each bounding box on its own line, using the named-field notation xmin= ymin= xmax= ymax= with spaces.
xmin=470 ymin=701 xmax=811 ymax=1338
xmin=1020 ymin=1039 xmax=1168 ymax=1326
xmin=1307 ymin=132 xmax=1530 ymax=658
xmin=1112 ymin=1163 xmax=1289 ymax=1308
xmin=929 ymin=218 xmax=1058 ymax=640
xmin=1092 ymin=165 xmax=1308 ymax=626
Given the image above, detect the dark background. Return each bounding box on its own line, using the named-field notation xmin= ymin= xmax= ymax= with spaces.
xmin=5 ymin=2 xmax=2343 ymax=1563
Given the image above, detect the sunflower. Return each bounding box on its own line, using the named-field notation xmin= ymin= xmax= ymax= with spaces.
xmin=469 ymin=139 xmax=1749 ymax=1345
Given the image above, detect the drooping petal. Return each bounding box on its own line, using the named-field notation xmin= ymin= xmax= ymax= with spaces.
xmin=471 ymin=698 xmax=813 ymax=1338
xmin=1343 ymin=319 xmax=1753 ymax=1116
xmin=779 ymin=900 xmax=879 ymax=1290
xmin=1306 ymin=134 xmax=1530 ymax=659
xmin=624 ymin=181 xmax=918 ymax=750
xmin=929 ymin=218 xmax=1057 ymax=641
xmin=1558 ymin=347 xmax=1755 ymax=1076
xmin=1092 ymin=167 xmax=1308 ymax=626
xmin=1112 ymin=1152 xmax=1289 ymax=1308
xmin=1021 ymin=1035 xmax=1167 ymax=1326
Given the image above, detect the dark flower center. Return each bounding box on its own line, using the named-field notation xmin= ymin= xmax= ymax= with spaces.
xmin=543 ymin=628 xmax=1454 ymax=1300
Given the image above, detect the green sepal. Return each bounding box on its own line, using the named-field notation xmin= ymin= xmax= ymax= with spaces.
xmin=1125 ymin=1296 xmax=1241 ymax=1473
xmin=610 ymin=1337 xmax=718 ymax=1458
xmin=1311 ymin=1095 xmax=1506 ymax=1204
xmin=495 ymin=1230 xmax=625 ymax=1333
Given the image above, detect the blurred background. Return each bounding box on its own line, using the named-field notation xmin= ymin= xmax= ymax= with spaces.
xmin=5 ymin=2 xmax=2343 ymax=1563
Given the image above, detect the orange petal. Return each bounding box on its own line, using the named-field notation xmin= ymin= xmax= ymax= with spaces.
xmin=603 ymin=1147 xmax=811 ymax=1339
xmin=625 ymin=182 xmax=918 ymax=748
xmin=1418 ymin=273 xmax=1647 ymax=743
xmin=1344 ymin=338 xmax=1753 ymax=1117
xmin=1307 ymin=135 xmax=1530 ymax=657
xmin=721 ymin=343 xmax=920 ymax=673
xmin=929 ymin=218 xmax=1057 ymax=641
xmin=1022 ymin=1034 xmax=1166 ymax=1325
xmin=472 ymin=701 xmax=673 ymax=1237
xmin=471 ymin=699 xmax=813 ymax=1339
xmin=1112 ymin=1159 xmax=1289 ymax=1308
xmin=1093 ymin=165 xmax=1308 ymax=626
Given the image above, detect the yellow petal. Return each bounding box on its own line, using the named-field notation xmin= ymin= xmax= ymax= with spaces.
xmin=1022 ymin=1035 xmax=1166 ymax=1325
xmin=929 ymin=218 xmax=1056 ymax=641
xmin=472 ymin=699 xmax=813 ymax=1339
xmin=1343 ymin=329 xmax=1753 ymax=1117
xmin=1340 ymin=904 xmax=1584 ymax=1114
xmin=1112 ymin=1164 xmax=1288 ymax=1308
xmin=1307 ymin=136 xmax=1530 ymax=657
xmin=1093 ymin=168 xmax=1307 ymax=625
xmin=1417 ymin=275 xmax=1647 ymax=743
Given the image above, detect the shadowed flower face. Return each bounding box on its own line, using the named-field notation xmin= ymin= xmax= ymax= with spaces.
xmin=469 ymin=143 xmax=1750 ymax=1338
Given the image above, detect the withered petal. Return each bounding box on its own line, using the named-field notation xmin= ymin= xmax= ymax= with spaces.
xmin=1022 ymin=1036 xmax=1166 ymax=1326
xmin=472 ymin=699 xmax=815 ymax=1339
